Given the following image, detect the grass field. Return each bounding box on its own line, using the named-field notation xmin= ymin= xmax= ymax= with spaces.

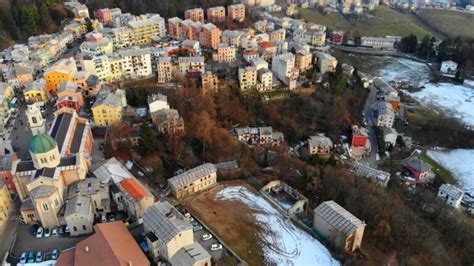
xmin=420 ymin=151 xmax=456 ymax=184
xmin=417 ymin=8 xmax=474 ymax=39
xmin=297 ymin=7 xmax=442 ymax=39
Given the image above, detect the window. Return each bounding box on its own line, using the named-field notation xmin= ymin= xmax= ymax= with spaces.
xmin=73 ymin=226 xmax=77 ymax=232
xmin=54 ymin=199 xmax=59 ymax=207
xmin=42 ymin=202 xmax=49 ymax=211
xmin=32 ymin=117 xmax=37 ymax=124
xmin=83 ymin=225 xmax=86 ymax=231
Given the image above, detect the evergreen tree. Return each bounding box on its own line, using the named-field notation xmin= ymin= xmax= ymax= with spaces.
xmin=37 ymin=2 xmax=53 ymax=30
xmin=19 ymin=6 xmax=39 ymax=38
xmin=138 ymin=122 xmax=158 ymax=155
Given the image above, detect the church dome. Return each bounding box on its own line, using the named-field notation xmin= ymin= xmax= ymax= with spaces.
xmin=29 ymin=134 xmax=57 ymax=154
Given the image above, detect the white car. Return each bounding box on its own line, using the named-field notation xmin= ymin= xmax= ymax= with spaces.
xmin=101 ymin=214 xmax=107 ymax=223
xmin=52 ymin=228 xmax=58 ymax=237
xmin=202 ymin=234 xmax=213 ymax=241
xmin=19 ymin=252 xmax=27 ymax=264
xmin=210 ymin=244 xmax=223 ymax=251
xmin=36 ymin=227 xmax=44 ymax=238
xmin=44 ymin=228 xmax=51 ymax=238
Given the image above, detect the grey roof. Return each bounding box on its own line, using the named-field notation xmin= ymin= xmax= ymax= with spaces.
xmin=143 ymin=202 xmax=193 ymax=243
xmin=20 ymin=198 xmax=34 ymax=211
xmin=438 ymin=183 xmax=464 ymax=201
xmin=147 ymin=93 xmax=167 ymax=105
xmin=30 ymin=185 xmax=57 ymax=199
xmin=169 ymin=242 xmax=211 ymax=266
xmin=314 ymin=200 xmax=365 ymax=235
xmin=168 ymin=163 xmax=217 ymax=191
xmin=309 ymin=134 xmax=333 ymax=147
xmin=92 ymin=87 xmax=126 ymax=108
xmin=93 ymin=157 xmax=133 ymax=184
xmin=214 ymin=160 xmax=239 ymax=171
xmin=178 ymin=56 xmax=204 ymax=64
xmin=67 ymin=178 xmax=109 ymax=200
xmin=402 ymin=156 xmax=432 ymax=172
xmin=65 ymin=195 xmax=91 ymax=217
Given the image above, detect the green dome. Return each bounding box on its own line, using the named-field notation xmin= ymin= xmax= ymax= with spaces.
xmin=29 ymin=134 xmax=57 ymax=154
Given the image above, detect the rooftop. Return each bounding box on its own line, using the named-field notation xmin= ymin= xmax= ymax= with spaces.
xmin=169 ymin=242 xmax=211 ymax=266
xmin=168 ymin=163 xmax=217 ymax=190
xmin=314 ymin=200 xmax=365 ymax=235
xmin=143 ymin=202 xmax=193 ymax=243
xmin=120 ymin=178 xmax=150 ymax=201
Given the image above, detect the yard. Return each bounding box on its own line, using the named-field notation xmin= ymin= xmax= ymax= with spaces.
xmin=297 ymin=7 xmax=441 ymax=39
xmin=416 ymin=8 xmax=474 ymax=39
xmin=183 ymin=180 xmax=339 ymax=266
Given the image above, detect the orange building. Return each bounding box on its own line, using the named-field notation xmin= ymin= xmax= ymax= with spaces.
xmin=207 ymin=6 xmax=226 ymax=22
xmin=184 ymin=8 xmax=205 ymax=23
xmin=43 ymin=58 xmax=77 ymax=93
xmin=227 ymin=4 xmax=245 ymax=22
xmin=200 ymin=23 xmax=221 ymax=50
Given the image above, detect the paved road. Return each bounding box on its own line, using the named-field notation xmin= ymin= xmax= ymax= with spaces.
xmin=360 ymin=85 xmax=379 ymax=168
xmin=0 ymin=196 xmax=20 ymax=261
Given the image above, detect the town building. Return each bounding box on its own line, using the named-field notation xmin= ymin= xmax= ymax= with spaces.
xmin=271 ymin=53 xmax=299 ymax=90
xmin=178 ymin=56 xmax=205 ymax=75
xmin=250 ymin=57 xmax=269 ymax=70
xmin=293 ymin=29 xmax=326 ymax=47
xmin=0 ymin=83 xmax=14 ymax=130
xmin=94 ymin=8 xmax=122 ymax=25
xmin=373 ymin=101 xmax=395 ymax=128
xmin=207 ymin=6 xmax=226 ymax=23
xmin=234 ymin=126 xmax=284 ymax=145
xmin=13 ymin=63 xmax=34 ymax=86
xmin=0 ymin=181 xmax=13 ymax=233
xmin=168 ymin=163 xmax=217 ymax=200
xmin=242 ymin=50 xmax=259 ymax=62
xmin=214 ymin=43 xmax=237 ymax=63
xmin=67 ymin=178 xmax=110 ymax=216
xmin=238 ymin=66 xmax=257 ymax=91
xmin=0 ymin=153 xmax=17 ymax=193
xmin=316 ymin=52 xmax=337 ymax=73
xmin=26 ymin=102 xmax=46 ymax=135
xmin=402 ymin=155 xmax=433 ymax=182
xmin=185 ymin=8 xmax=205 ymax=23
xmin=228 ymin=4 xmax=246 ymax=22
xmin=56 ymin=222 xmax=150 ymax=266
xmin=201 ymin=71 xmax=219 ymax=95
xmin=79 ymin=33 xmax=114 ymax=56
xmin=350 ymin=125 xmax=371 ymax=159
xmin=91 ymin=88 xmax=127 ymax=127
xmin=107 ymin=14 xmax=167 ymax=48
xmin=153 ymin=109 xmax=185 ymax=135
xmin=350 ymin=163 xmax=391 ymax=187
xmin=313 ymin=200 xmax=366 ymax=253
xmin=438 ymin=183 xmax=464 ymax=209
xmin=200 ymin=23 xmax=221 ymax=49
xmin=143 ymin=202 xmax=211 ymax=264
xmin=243 ymin=0 xmax=275 ymax=6
xmin=257 ymin=68 xmax=273 ymax=92
xmin=332 ymin=31 xmax=344 ymax=45
xmin=440 ymin=60 xmax=458 ymax=75
xmin=64 ymin=2 xmax=90 ymax=19
xmin=308 ymin=134 xmax=333 ymax=156
xmin=261 ymin=180 xmax=308 ymax=217
xmin=295 ymin=50 xmax=313 ymax=72
xmin=156 ymin=57 xmax=173 ymax=83
xmin=257 ymin=41 xmax=277 ymax=61
xmin=43 ymin=57 xmax=78 ymax=93
xmin=270 ymin=28 xmax=286 ymax=42
xmin=148 ymin=93 xmax=170 ymax=114
xmin=24 ymin=79 xmax=48 ymax=104
xmin=382 ymin=127 xmax=397 ymax=148
xmin=221 ymin=30 xmax=243 ymax=47
xmin=12 ymin=108 xmax=93 ymax=228
xmin=360 ymin=36 xmax=401 ymax=50
xmin=57 ymin=81 xmax=84 ymax=108
xmin=93 ymin=157 xmax=155 ymax=219
xmin=64 ymin=195 xmax=94 ymax=236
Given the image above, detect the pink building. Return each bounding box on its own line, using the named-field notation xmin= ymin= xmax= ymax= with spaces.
xmin=207 ymin=6 xmax=226 ymax=23
xmin=168 ymin=17 xmax=182 ymax=39
xmin=94 ymin=8 xmax=121 ymax=25
xmin=200 ymin=23 xmax=221 ymax=50
xmin=184 ymin=8 xmax=205 ymax=23
xmin=227 ymin=4 xmax=245 ymax=22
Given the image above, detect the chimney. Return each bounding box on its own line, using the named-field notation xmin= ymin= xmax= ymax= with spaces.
xmin=128 ymin=262 xmax=132 ymax=266
xmin=85 ymin=246 xmax=89 ymax=252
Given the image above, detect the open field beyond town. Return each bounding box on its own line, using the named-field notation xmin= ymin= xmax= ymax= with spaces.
xmin=416 ymin=8 xmax=474 ymax=39
xmin=298 ymin=7 xmax=442 ymax=39
xmin=184 ymin=181 xmax=339 ymax=266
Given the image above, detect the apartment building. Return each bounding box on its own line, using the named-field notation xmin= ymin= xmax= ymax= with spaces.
xmin=148 ymin=93 xmax=170 ymax=114
xmin=24 ymin=79 xmax=48 ymax=104
xmin=64 ymin=2 xmax=90 ymax=19
xmin=438 ymin=184 xmax=464 ymax=209
xmin=214 ymin=43 xmax=236 ymax=63
xmin=156 ymin=57 xmax=173 ymax=83
xmin=168 ymin=163 xmax=217 ymax=200
xmin=221 ymin=30 xmax=243 ymax=47
xmin=185 ymin=8 xmax=205 ymax=23
xmin=373 ymin=101 xmax=395 ymax=128
xmin=0 ymin=83 xmax=14 ymax=130
xmin=153 ymin=109 xmax=185 ymax=135
xmin=270 ymin=28 xmax=286 ymax=42
xmin=91 ymin=88 xmax=127 ymax=127
xmin=107 ymin=14 xmax=166 ymax=49
xmin=94 ymin=8 xmax=122 ymax=25
xmin=167 ymin=17 xmax=182 ymax=39
xmin=308 ymin=134 xmax=333 ymax=155
xmin=43 ymin=57 xmax=78 ymax=93
xmin=295 ymin=50 xmax=313 ymax=72
xmin=79 ymin=33 xmax=114 ymax=55
xmin=257 ymin=41 xmax=277 ymax=61
xmin=314 ymin=201 xmax=366 ymax=253
xmin=0 ymin=154 xmax=17 ymax=193
xmin=201 ymin=71 xmax=219 ymax=95
xmin=200 ymin=23 xmax=221 ymax=49
xmin=238 ymin=66 xmax=257 ymax=91
xmin=178 ymin=56 xmax=205 ymax=75
xmin=228 ymin=4 xmax=246 ymax=22
xmin=0 ymin=182 xmax=13 ymax=233
xmin=207 ymin=6 xmax=226 ymax=23
xmin=316 ymin=52 xmax=337 ymax=73
xmin=361 ymin=35 xmax=401 ymax=50
xmin=143 ymin=202 xmax=211 ymax=264
xmin=234 ymin=126 xmax=284 ymax=145
xmin=271 ymin=53 xmax=299 ymax=90
xmin=257 ymin=68 xmax=273 ymax=92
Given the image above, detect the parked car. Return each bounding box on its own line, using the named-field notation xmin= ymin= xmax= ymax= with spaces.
xmin=30 ymin=224 xmax=39 ymax=236
xmin=108 ymin=214 xmax=115 ymax=222
xmin=101 ymin=214 xmax=107 ymax=223
xmin=191 ymin=221 xmax=199 ymax=226
xmin=51 ymin=249 xmax=59 ymax=260
xmin=184 ymin=213 xmax=191 ymax=218
xmin=35 ymin=251 xmax=43 ymax=263
xmin=64 ymin=225 xmax=70 ymax=234
xmin=202 ymin=234 xmax=213 ymax=241
xmin=210 ymin=244 xmax=223 ymax=251
xmin=44 ymin=228 xmax=51 ymax=238
xmin=19 ymin=252 xmax=27 ymax=263
xmin=27 ymin=252 xmax=35 ymax=263
xmin=52 ymin=228 xmax=58 ymax=237
xmin=193 ymin=225 xmax=203 ymax=232
xmin=36 ymin=227 xmax=44 ymax=238
xmin=58 ymin=226 xmax=64 ymax=237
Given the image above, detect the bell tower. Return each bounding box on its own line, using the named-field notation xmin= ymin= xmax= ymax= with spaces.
xmin=26 ymin=101 xmax=46 ymax=135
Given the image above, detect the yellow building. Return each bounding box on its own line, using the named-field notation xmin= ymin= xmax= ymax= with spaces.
xmin=43 ymin=58 xmax=77 ymax=93
xmin=91 ymin=88 xmax=127 ymax=127
xmin=0 ymin=181 xmax=14 ymax=233
xmin=24 ymin=79 xmax=48 ymax=103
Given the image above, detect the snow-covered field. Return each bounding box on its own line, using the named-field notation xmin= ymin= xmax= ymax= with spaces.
xmin=215 ymin=186 xmax=340 ymax=266
xmin=427 ymin=149 xmax=474 ymax=194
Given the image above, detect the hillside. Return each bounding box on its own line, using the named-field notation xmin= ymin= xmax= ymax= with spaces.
xmin=297 ymin=7 xmax=442 ymax=39
xmin=416 ymin=8 xmax=474 ymax=39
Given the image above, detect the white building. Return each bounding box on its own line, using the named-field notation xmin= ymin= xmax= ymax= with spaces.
xmin=156 ymin=57 xmax=173 ymax=83
xmin=360 ymin=36 xmax=401 ymax=50
xmin=148 ymin=93 xmax=170 ymax=114
xmin=437 ymin=183 xmax=464 ymax=209
xmin=316 ymin=52 xmax=337 ymax=73
xmin=373 ymin=101 xmax=395 ymax=128
xmin=271 ymin=53 xmax=298 ymax=90
xmin=178 ymin=56 xmax=205 ymax=75
xmin=440 ymin=60 xmax=458 ymax=75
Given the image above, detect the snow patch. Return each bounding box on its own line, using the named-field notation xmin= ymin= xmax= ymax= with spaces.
xmin=216 ymin=186 xmax=340 ymax=266
xmin=427 ymin=149 xmax=474 ymax=194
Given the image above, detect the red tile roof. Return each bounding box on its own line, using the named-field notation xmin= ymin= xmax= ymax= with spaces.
xmin=57 ymin=222 xmax=149 ymax=266
xmin=121 ymin=178 xmax=149 ymax=201
xmin=258 ymin=41 xmax=275 ymax=48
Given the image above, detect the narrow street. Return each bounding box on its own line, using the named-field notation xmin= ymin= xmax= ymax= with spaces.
xmin=360 ymin=85 xmax=379 ymax=168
